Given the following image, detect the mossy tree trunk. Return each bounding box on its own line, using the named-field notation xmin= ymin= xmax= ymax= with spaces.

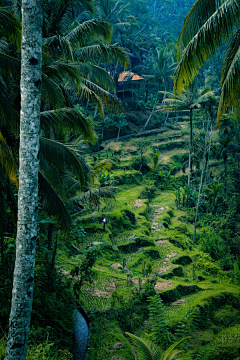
xmin=5 ymin=0 xmax=43 ymax=359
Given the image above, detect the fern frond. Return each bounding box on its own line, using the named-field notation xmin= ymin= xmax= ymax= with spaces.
xmin=148 ymin=294 xmax=169 ymax=347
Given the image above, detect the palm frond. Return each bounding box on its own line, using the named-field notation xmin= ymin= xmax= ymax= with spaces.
xmin=0 ymin=131 xmax=18 ymax=186
xmin=39 ymin=171 xmax=72 ymax=231
xmin=91 ymin=159 xmax=113 ymax=173
xmin=80 ymin=78 xmax=124 ymax=114
xmin=43 ymin=61 xmax=82 ymax=86
xmin=0 ymin=79 xmax=18 ymax=130
xmin=174 ymin=0 xmax=240 ymax=95
xmin=43 ymin=35 xmax=73 ymax=60
xmin=126 ymin=332 xmax=162 ymax=360
xmin=217 ymin=25 xmax=240 ymax=122
xmin=39 ymin=158 xmax=64 ymax=198
xmin=0 ymin=8 xmax=21 ymax=46
xmin=0 ymin=52 xmax=20 ymax=72
xmin=41 ymin=73 xmax=65 ymax=108
xmin=77 ymin=62 xmax=115 ymax=91
xmin=161 ymin=337 xmax=190 ymax=360
xmin=66 ymin=19 xmax=112 ymax=47
xmin=40 ymin=137 xmax=91 ymax=190
xmin=65 ymin=186 xmax=115 ymax=208
xmin=0 ymin=164 xmax=17 ymax=234
xmin=40 ymin=108 xmax=96 ymax=142
xmin=73 ymin=44 xmax=129 ymax=67
xmin=177 ymin=0 xmax=223 ymax=56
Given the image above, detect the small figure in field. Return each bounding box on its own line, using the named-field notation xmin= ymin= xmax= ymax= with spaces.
xmin=118 ymin=157 xmax=121 ymax=164
xmin=102 ymin=217 xmax=107 ymax=231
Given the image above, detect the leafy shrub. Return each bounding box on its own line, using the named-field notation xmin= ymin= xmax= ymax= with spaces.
xmin=173 ymin=255 xmax=192 ymax=266
xmin=161 ymin=266 xmax=184 ymax=279
xmin=162 ymin=214 xmax=171 ymax=225
xmin=199 ymin=228 xmax=232 ymax=270
xmin=174 ymin=224 xmax=190 ymax=235
xmin=139 ymin=186 xmax=157 ymax=200
xmin=131 ymin=156 xmax=150 ymax=174
xmin=167 ymin=209 xmax=175 ymax=218
xmin=166 ymin=230 xmax=192 ymax=249
xmin=192 ymin=252 xmax=221 ymax=275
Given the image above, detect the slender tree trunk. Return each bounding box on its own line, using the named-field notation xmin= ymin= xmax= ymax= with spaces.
xmin=141 ymin=91 xmax=159 ymax=131
xmin=47 ymin=223 xmax=54 ymax=250
xmin=188 ymin=108 xmax=193 ymax=187
xmin=204 ymin=122 xmax=212 ymax=188
xmin=193 ymin=144 xmax=207 ymax=244
xmin=1 ymin=233 xmax=5 ymax=273
xmin=5 ymin=1 xmax=43 ymax=358
xmin=224 ymin=155 xmax=227 ymax=193
xmin=117 ymin=127 xmax=120 ymax=141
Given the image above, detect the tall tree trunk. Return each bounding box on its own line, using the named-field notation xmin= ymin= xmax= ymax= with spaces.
xmin=47 ymin=223 xmax=54 ymax=250
xmin=224 ymin=154 xmax=228 ymax=193
xmin=141 ymin=91 xmax=159 ymax=132
xmin=204 ymin=122 xmax=212 ymax=188
xmin=1 ymin=233 xmax=5 ymax=273
xmin=193 ymin=147 xmax=206 ymax=244
xmin=188 ymin=108 xmax=193 ymax=187
xmin=5 ymin=0 xmax=43 ymax=358
xmin=117 ymin=127 xmax=120 ymax=141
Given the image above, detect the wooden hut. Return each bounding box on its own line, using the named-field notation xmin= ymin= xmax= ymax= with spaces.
xmin=117 ymin=71 xmax=144 ymax=100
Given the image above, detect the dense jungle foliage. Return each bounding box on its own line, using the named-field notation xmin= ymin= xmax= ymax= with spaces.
xmin=1 ymin=0 xmax=240 ymax=359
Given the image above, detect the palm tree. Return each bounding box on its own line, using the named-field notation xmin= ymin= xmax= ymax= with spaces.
xmin=113 ymin=114 xmax=127 ymax=141
xmin=215 ymin=133 xmax=233 ymax=192
xmin=0 ymin=0 xmax=129 ymax=231
xmin=158 ymin=85 xmax=215 ymax=186
xmin=141 ymin=46 xmax=176 ymax=131
xmin=174 ymin=0 xmax=240 ymax=122
xmin=126 ymin=333 xmax=191 ymax=360
xmin=5 ymin=0 xmax=43 ymax=358
xmin=146 ymin=149 xmax=162 ymax=172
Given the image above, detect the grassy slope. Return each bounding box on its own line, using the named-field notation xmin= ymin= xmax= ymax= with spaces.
xmin=57 ymin=124 xmax=240 ymax=360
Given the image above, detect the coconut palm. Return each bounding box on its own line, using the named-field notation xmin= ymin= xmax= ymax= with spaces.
xmin=4 ymin=0 xmax=43 ymax=357
xmin=174 ymin=0 xmax=240 ymax=122
xmin=113 ymin=114 xmax=127 ymax=141
xmin=126 ymin=333 xmax=191 ymax=360
xmin=158 ymin=85 xmax=215 ymax=186
xmin=0 ymin=0 xmax=129 ymax=231
xmin=142 ymin=46 xmax=176 ymax=130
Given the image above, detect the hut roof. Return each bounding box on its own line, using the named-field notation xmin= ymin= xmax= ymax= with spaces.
xmin=118 ymin=71 xmax=144 ymax=83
